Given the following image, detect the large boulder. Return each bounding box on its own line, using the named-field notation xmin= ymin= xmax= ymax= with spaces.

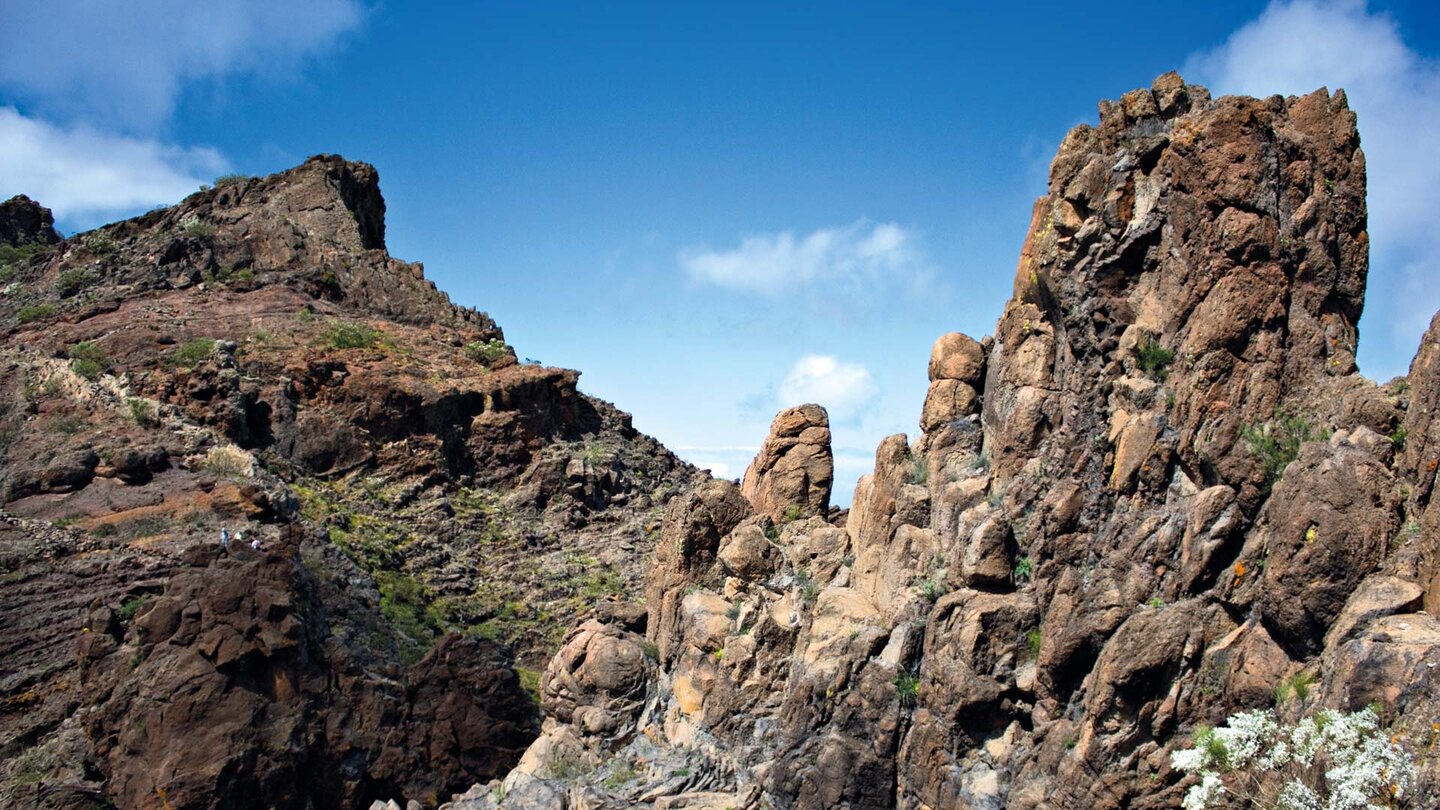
xmin=740 ymin=405 xmax=834 ymax=521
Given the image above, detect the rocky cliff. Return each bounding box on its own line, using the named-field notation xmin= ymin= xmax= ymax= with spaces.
xmin=447 ymin=74 xmax=1440 ymax=809
xmin=0 ymin=158 xmax=697 ymax=807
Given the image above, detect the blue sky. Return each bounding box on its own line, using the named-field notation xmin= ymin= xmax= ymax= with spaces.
xmin=3 ymin=1 xmax=1438 ymax=503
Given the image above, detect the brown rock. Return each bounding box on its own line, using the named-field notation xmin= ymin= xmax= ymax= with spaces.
xmin=0 ymin=194 xmax=61 ymax=247
xmin=740 ymin=405 xmax=834 ymax=521
xmin=928 ymin=332 xmax=986 ymax=383
xmin=920 ymin=378 xmax=980 ymax=433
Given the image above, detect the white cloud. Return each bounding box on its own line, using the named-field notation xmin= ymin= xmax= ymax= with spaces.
xmin=0 ymin=0 xmax=364 ymax=133
xmin=0 ymin=108 xmax=226 ymax=228
xmin=680 ymin=219 xmax=932 ymax=297
xmin=694 ymin=460 xmax=734 ymax=480
xmin=778 ymin=355 xmax=876 ymax=423
xmin=1184 ymin=0 xmax=1440 ymax=378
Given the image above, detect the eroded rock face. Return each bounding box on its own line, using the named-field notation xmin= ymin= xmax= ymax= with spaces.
xmin=74 ymin=540 xmax=536 ymax=810
xmin=0 ymin=195 xmax=61 ymax=247
xmin=740 ymin=404 xmax=834 ymax=521
xmin=452 ymin=74 xmax=1440 ymax=809
xmin=0 ymin=155 xmax=696 ymax=806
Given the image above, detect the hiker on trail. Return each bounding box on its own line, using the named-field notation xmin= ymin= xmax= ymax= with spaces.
xmin=250 ymin=536 xmax=262 ymax=552
xmin=220 ymin=528 xmax=230 ymax=552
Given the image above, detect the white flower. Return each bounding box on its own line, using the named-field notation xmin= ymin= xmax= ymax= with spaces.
xmin=1171 ymin=747 xmax=1206 ymax=773
xmin=1275 ymin=780 xmax=1321 ymax=810
xmin=1182 ymin=772 xmax=1226 ymax=810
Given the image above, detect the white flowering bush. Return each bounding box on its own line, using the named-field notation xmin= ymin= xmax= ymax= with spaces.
xmin=1171 ymin=707 xmax=1415 ymax=809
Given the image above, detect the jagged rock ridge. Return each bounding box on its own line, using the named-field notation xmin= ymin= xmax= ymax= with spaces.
xmin=450 ymin=73 xmax=1440 ymax=810
xmin=0 ymin=158 xmax=699 ymax=807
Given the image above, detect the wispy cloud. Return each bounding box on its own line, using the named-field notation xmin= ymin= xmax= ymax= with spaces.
xmin=0 ymin=0 xmax=365 ymax=133
xmin=778 ymin=355 xmax=876 ymax=424
xmin=0 ymin=1 xmax=364 ymax=228
xmin=0 ymin=108 xmax=226 ymax=228
xmin=1184 ymin=0 xmax=1440 ymax=377
xmin=680 ymin=219 xmax=933 ymax=298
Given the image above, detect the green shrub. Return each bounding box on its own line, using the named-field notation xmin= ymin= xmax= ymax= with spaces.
xmin=1133 ymin=337 xmax=1175 ymax=381
xmin=327 ymin=321 xmax=381 ymax=350
xmin=0 ymin=242 xmax=42 ymax=268
xmin=1242 ymin=413 xmax=1321 ymax=493
xmin=117 ymin=594 xmax=149 ymax=621
xmin=1273 ymin=671 xmax=1317 ymax=704
xmin=915 ymin=575 xmax=946 ymax=603
xmin=67 ymin=341 xmax=109 ymax=380
xmin=17 ymin=303 xmax=58 ymax=323
xmin=54 ymin=267 xmax=97 ymax=297
xmin=463 ymin=338 xmax=509 ymax=365
xmin=1171 ymin=707 xmax=1414 ymax=809
xmin=180 ymin=214 xmax=215 ymax=240
xmin=127 ymin=397 xmax=158 ymax=426
xmin=795 ymin=570 xmax=819 ymax=603
xmin=213 ymin=173 xmax=250 ymax=187
xmin=516 ymin=666 xmax=542 ymax=708
xmin=375 ymin=569 xmax=443 ymax=646
xmin=1025 ymin=627 xmax=1043 ymax=658
xmin=894 ymin=668 xmax=920 ymax=708
xmin=908 ymin=452 xmax=928 ymax=485
xmin=81 ymin=232 xmax=117 ymax=254
xmin=166 ymin=338 xmax=215 ymax=369
xmin=1013 ymin=556 xmax=1034 ymax=583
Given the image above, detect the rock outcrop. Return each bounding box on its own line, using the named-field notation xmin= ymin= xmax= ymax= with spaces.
xmin=451 ymin=73 xmax=1440 ymax=809
xmin=0 ymin=195 xmax=61 ymax=248
xmin=740 ymin=404 xmax=834 ymax=521
xmin=0 ymin=158 xmax=697 ymax=807
xmin=11 ymin=71 xmax=1440 ymax=810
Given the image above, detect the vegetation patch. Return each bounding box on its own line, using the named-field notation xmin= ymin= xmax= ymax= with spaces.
xmin=463 ymin=338 xmax=509 ymax=365
xmin=67 ymin=340 xmax=110 ymax=380
xmin=127 ymin=397 xmax=159 ymax=426
xmin=907 ymin=451 xmax=928 ymax=485
xmin=81 ymin=231 xmax=118 ymax=254
xmin=180 ymin=214 xmax=215 ymax=240
xmin=1013 ymin=556 xmax=1034 ymax=583
xmin=1133 ymin=336 xmax=1174 ymax=381
xmin=893 ymin=668 xmax=920 ymax=708
xmin=1241 ymin=413 xmax=1322 ymax=493
xmin=17 ymin=303 xmax=58 ymax=323
xmin=117 ymin=594 xmax=150 ymax=621
xmin=1025 ymin=627 xmax=1043 ymax=659
xmin=1170 ymin=707 xmax=1415 ymax=809
xmin=202 ymin=445 xmax=252 ymax=478
xmin=327 ymin=321 xmax=383 ymax=350
xmin=54 ymin=267 xmax=98 ymax=297
xmin=165 ymin=338 xmax=215 ymax=369
xmin=0 ymin=242 xmax=42 ymax=269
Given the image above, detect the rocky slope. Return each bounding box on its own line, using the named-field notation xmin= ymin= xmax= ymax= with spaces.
xmin=0 ymin=158 xmax=697 ymax=807
xmin=448 ymin=74 xmax=1440 ymax=809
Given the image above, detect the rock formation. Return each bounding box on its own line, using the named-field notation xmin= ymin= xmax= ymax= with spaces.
xmin=9 ymin=70 xmax=1440 ymax=810
xmin=740 ymin=404 xmax=834 ymax=521
xmin=0 ymin=159 xmax=697 ymax=807
xmin=445 ymin=73 xmax=1440 ymax=809
xmin=0 ymin=195 xmax=61 ymax=249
